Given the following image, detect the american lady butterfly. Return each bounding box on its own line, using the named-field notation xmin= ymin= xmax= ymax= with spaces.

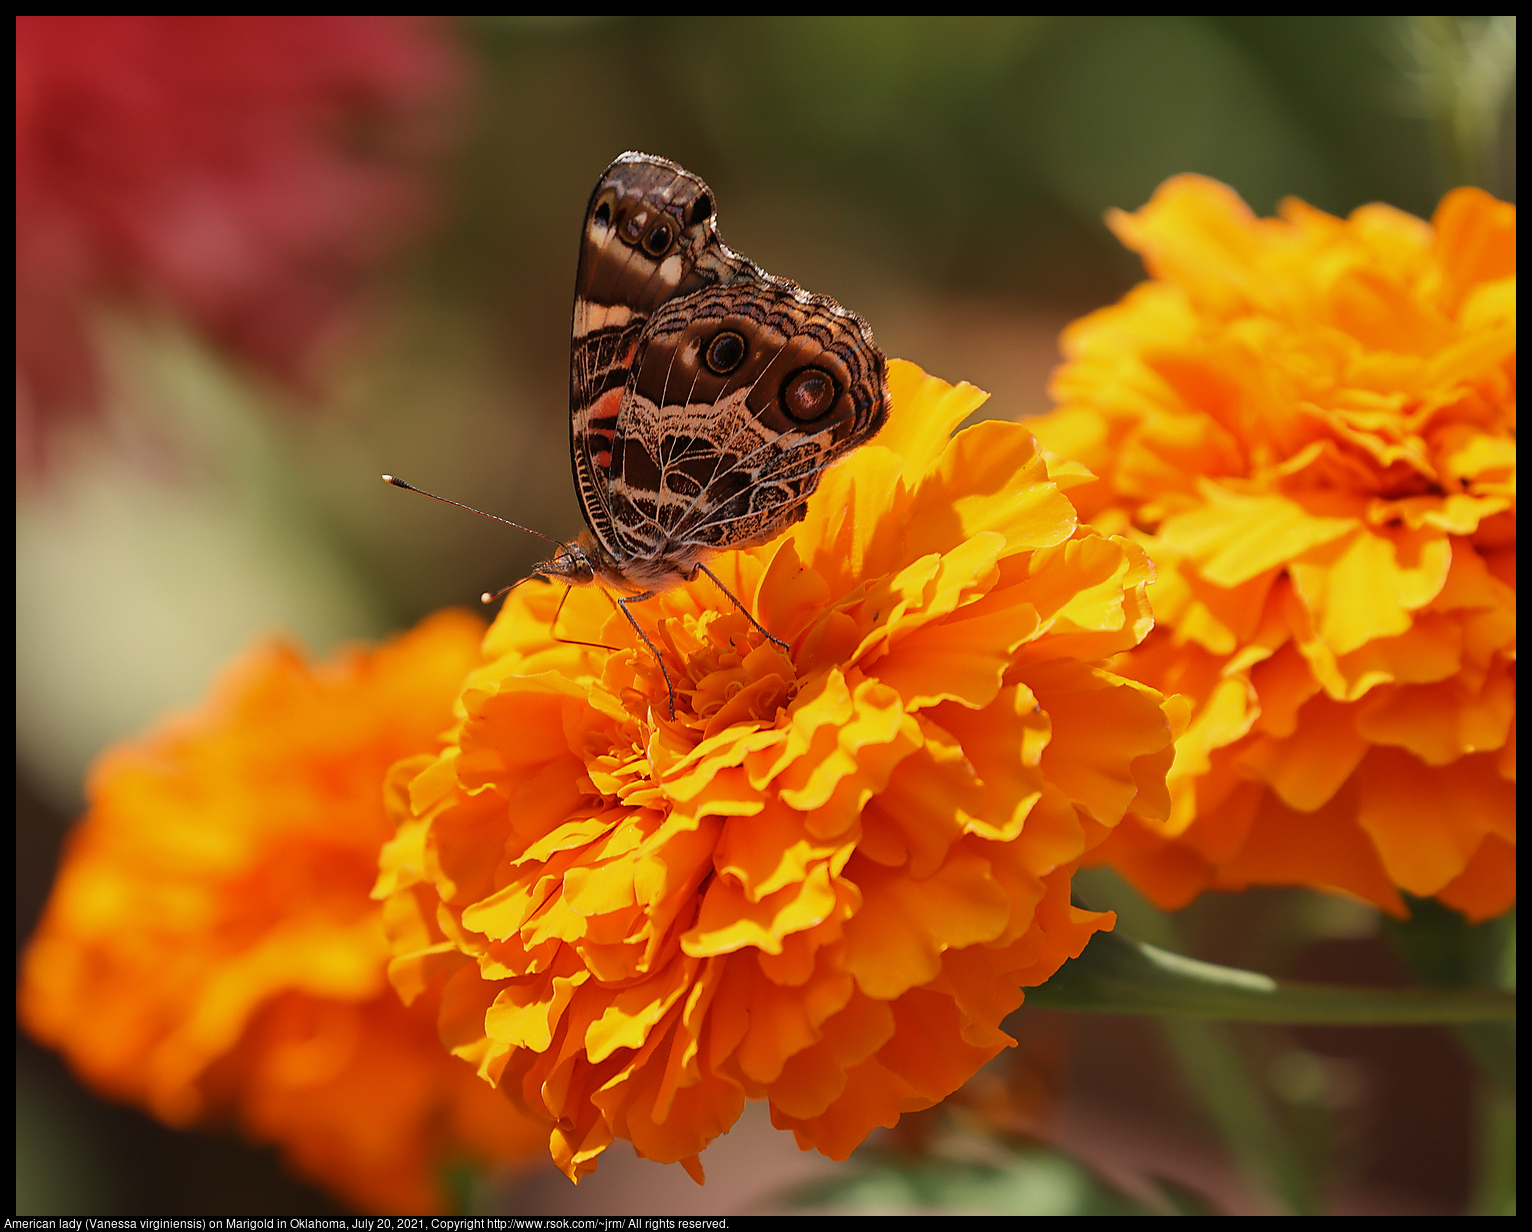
xmin=392 ymin=153 xmax=889 ymax=714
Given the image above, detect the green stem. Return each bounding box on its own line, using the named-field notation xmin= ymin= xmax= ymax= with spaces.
xmin=1470 ymin=1075 xmax=1517 ymax=1216
xmin=1045 ymin=881 xmax=1317 ymax=1211
xmin=1381 ymin=899 xmax=1516 ymax=1213
xmin=1155 ymin=1016 xmax=1316 ymax=1214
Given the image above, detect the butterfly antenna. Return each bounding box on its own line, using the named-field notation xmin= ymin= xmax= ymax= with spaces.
xmin=381 ymin=476 xmax=565 ymax=548
xmin=481 ymin=577 xmax=539 ymax=605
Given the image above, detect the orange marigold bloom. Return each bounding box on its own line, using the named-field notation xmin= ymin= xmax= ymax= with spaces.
xmin=1030 ymin=177 xmax=1515 ymax=921
xmin=376 ymin=361 xmax=1179 ymax=1183
xmin=19 ymin=611 xmax=546 ymax=1213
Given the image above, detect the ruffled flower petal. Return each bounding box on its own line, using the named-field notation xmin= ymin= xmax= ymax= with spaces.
xmin=1031 ymin=178 xmax=1516 ymax=920
xmin=20 ymin=613 xmax=546 ymax=1211
xmin=378 ymin=361 xmax=1176 ymax=1180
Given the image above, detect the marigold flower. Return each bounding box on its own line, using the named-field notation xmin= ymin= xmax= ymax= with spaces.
xmin=15 ymin=15 xmax=463 ymax=471
xmin=1029 ymin=177 xmax=1515 ymax=921
xmin=376 ymin=361 xmax=1179 ymax=1183
xmin=19 ymin=611 xmax=545 ymax=1213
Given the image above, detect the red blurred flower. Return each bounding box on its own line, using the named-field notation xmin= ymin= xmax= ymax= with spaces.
xmin=16 ymin=15 xmax=465 ymax=470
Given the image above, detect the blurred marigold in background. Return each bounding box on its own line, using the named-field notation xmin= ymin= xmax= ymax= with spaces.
xmin=376 ymin=361 xmax=1179 ymax=1183
xmin=1030 ymin=177 xmax=1515 ymax=921
xmin=15 ymin=15 xmax=464 ymax=472
xmin=19 ymin=612 xmax=546 ymax=1213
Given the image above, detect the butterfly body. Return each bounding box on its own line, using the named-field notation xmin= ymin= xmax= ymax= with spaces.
xmin=553 ymin=151 xmax=890 ymax=599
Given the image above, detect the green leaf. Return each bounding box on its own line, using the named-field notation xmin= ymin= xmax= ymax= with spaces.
xmin=1027 ymin=926 xmax=1517 ymax=1024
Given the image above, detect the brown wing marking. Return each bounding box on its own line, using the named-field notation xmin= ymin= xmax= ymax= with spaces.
xmin=568 ymin=153 xmax=758 ymax=562
xmin=604 ymin=279 xmax=888 ymax=565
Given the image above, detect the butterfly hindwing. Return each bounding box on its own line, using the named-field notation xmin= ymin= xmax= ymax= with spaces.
xmin=567 ymin=152 xmax=887 ymax=589
xmin=606 ymin=281 xmax=888 ymax=557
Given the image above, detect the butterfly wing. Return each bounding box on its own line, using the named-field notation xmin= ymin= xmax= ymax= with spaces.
xmin=603 ymin=278 xmax=889 ymax=577
xmin=568 ymin=153 xmax=755 ymax=566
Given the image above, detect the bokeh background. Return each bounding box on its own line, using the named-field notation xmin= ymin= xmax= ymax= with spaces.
xmin=16 ymin=15 xmax=1516 ymax=1214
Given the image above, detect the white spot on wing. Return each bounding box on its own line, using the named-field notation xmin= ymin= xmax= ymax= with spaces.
xmin=657 ymin=254 xmax=683 ymax=286
xmin=574 ymin=301 xmax=635 ymax=336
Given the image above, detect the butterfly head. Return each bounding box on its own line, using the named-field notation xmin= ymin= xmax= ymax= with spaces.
xmin=530 ymin=537 xmax=598 ymax=588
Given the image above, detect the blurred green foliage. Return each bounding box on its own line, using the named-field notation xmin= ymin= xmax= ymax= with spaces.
xmin=783 ymin=1139 xmax=1167 ymax=1215
xmin=337 ymin=14 xmax=1515 ymax=631
xmin=437 ymin=15 xmax=1513 ymax=330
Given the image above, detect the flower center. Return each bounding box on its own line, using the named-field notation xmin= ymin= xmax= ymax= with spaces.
xmin=621 ymin=607 xmax=798 ymax=735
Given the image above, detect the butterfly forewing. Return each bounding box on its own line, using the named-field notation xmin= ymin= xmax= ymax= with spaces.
xmin=572 ymin=155 xmax=743 ymax=566
xmin=568 ymin=151 xmax=888 ymax=591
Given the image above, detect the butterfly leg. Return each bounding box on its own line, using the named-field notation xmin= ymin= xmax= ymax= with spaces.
xmin=695 ymin=563 xmax=791 ymax=656
xmin=613 ymin=591 xmax=677 ymax=718
xmin=549 ymin=583 xmax=620 ymax=653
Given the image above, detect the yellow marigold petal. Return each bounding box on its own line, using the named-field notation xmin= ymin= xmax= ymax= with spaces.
xmin=1427 ymin=318 xmax=1516 ymax=393
xmin=1438 ymin=432 xmax=1516 ymax=492
xmin=841 ymin=847 xmax=1012 ymax=1001
xmin=792 ymin=444 xmax=911 ymax=597
xmin=731 ymin=961 xmax=856 ymax=1088
xmin=713 ymin=798 xmax=848 ymax=903
xmin=1106 ymin=175 xmax=1272 ymax=316
xmin=1008 ymin=534 xmax=1156 ymax=665
xmin=1325 ymin=613 xmax=1465 ymax=702
xmin=1355 ymin=748 xmax=1515 ymax=897
xmin=1041 ymin=536 xmax=1157 ymax=657
xmin=1435 ymin=833 xmax=1517 ymax=923
xmin=1032 ymin=180 xmax=1515 ymax=920
xmin=602 ymin=1057 xmax=745 ymax=1170
xmin=1452 ymin=272 xmax=1513 ymax=334
xmin=662 ymin=722 xmax=787 ymax=809
xmin=373 ymin=360 xmax=1179 ymax=1179
xmin=865 ymin=542 xmax=1035 ymax=710
xmin=1429 ymin=187 xmax=1517 ymax=315
xmin=585 ymin=951 xmax=699 ymax=1063
xmin=877 ymin=358 xmax=993 ymax=474
xmin=684 ymin=863 xmax=842 ymax=958
xmin=456 ymin=675 xmax=591 ymax=792
xmin=1157 ymin=557 xmax=1281 ymax=657
xmin=1289 ymin=523 xmax=1452 ymax=657
xmin=772 ymin=1053 xmax=917 ymax=1161
xmin=1234 ymin=693 xmax=1370 ymax=812
xmin=1247 ymin=641 xmax=1320 ymax=737
xmin=765 ymin=990 xmax=899 ymax=1123
xmin=485 ymin=963 xmax=588 ymax=1055
xmin=905 ymin=420 xmax=1078 ymax=560
xmin=931 ymin=686 xmax=1055 ymax=844
xmin=1210 ymin=784 xmax=1408 ymax=917
xmin=1086 ymin=817 xmax=1215 ymax=911
xmin=744 ymin=667 xmax=854 ymax=790
xmin=1329 ymin=266 xmax=1453 ymax=356
xmin=878 ymin=984 xmax=1010 ymax=1102
xmin=860 ymin=719 xmax=983 ymax=877
xmin=1354 ymin=656 xmax=1515 ymax=764
xmin=1158 ymin=487 xmax=1357 ymax=588
xmin=550 ymin=1105 xmax=614 ymax=1184
xmin=440 ymin=960 xmax=509 ymax=1068
xmin=775 ymin=677 xmax=920 ymax=824
xmin=1028 ymin=659 xmax=1176 ymax=828
xmin=1007 ymin=867 xmax=1118 ymax=983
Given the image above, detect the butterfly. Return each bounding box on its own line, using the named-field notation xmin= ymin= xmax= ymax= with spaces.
xmin=393 ymin=153 xmax=889 ymax=714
